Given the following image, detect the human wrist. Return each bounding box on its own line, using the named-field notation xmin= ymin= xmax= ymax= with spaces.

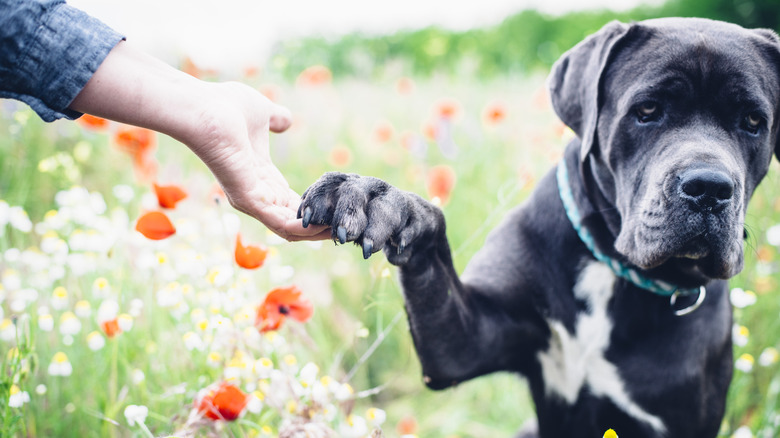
xmin=68 ymin=41 xmax=217 ymax=145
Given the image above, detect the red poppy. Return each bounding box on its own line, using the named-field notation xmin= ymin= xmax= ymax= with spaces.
xmin=135 ymin=211 xmax=176 ymax=240
xmin=114 ymin=126 xmax=159 ymax=182
xmin=77 ymin=114 xmax=109 ymax=131
xmin=101 ymin=319 xmax=121 ymax=338
xmin=114 ymin=126 xmax=156 ymax=164
xmin=196 ymin=382 xmax=248 ymax=421
xmin=256 ymin=286 xmax=313 ymax=332
xmin=209 ymin=183 xmax=226 ymax=205
xmin=422 ymin=121 xmax=438 ymax=142
xmin=397 ymin=415 xmax=418 ymax=435
xmin=434 ymin=98 xmax=461 ymax=121
xmin=328 ymin=145 xmax=353 ymax=167
xmin=296 ymin=65 xmax=332 ymax=86
xmin=396 ymin=77 xmax=415 ymax=95
xmin=426 ymin=165 xmax=456 ymax=206
xmin=373 ymin=120 xmax=395 ymax=144
xmin=757 ymin=245 xmax=773 ymax=262
xmin=153 ymin=183 xmax=187 ymax=209
xmin=235 ymin=234 xmax=269 ymax=270
xmin=243 ymin=65 xmax=260 ymax=78
xmin=481 ymin=100 xmax=508 ymax=127
xmin=182 ymin=57 xmax=203 ymax=79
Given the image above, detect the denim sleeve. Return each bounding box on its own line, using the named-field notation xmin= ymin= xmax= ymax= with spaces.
xmin=0 ymin=0 xmax=124 ymax=121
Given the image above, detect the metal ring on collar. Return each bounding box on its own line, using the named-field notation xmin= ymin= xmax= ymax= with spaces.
xmin=670 ymin=286 xmax=707 ymax=317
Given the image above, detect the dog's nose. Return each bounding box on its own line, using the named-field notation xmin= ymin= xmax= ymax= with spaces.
xmin=678 ymin=168 xmax=734 ymax=211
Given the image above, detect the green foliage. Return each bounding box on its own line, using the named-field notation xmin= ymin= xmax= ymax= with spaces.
xmin=661 ymin=0 xmax=780 ymax=29
xmin=269 ymin=0 xmax=780 ymax=80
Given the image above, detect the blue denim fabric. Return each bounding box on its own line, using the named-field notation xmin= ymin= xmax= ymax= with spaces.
xmin=0 ymin=0 xmax=124 ymax=121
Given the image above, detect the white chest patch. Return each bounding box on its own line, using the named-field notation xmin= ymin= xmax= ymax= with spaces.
xmin=536 ymin=262 xmax=666 ymax=434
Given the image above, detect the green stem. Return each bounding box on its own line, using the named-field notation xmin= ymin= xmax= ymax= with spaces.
xmin=102 ymin=339 xmax=120 ymax=438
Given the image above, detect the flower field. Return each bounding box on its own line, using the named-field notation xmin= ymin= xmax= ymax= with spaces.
xmin=1 ymin=69 xmax=779 ymax=438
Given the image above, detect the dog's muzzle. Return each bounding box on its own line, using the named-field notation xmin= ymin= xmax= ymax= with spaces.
xmin=677 ymin=168 xmax=735 ymax=213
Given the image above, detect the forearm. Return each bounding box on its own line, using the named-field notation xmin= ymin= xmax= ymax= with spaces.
xmin=68 ymin=41 xmax=213 ymax=149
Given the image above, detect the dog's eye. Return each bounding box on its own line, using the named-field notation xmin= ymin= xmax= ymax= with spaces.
xmin=636 ymin=102 xmax=660 ymax=123
xmin=742 ymin=112 xmax=764 ymax=135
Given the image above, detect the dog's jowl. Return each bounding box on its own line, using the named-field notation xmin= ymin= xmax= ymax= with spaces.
xmin=299 ymin=18 xmax=780 ymax=438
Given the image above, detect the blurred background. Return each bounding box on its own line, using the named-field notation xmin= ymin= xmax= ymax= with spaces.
xmin=2 ymin=0 xmax=780 ymax=437
xmin=69 ymin=0 xmax=779 ymax=79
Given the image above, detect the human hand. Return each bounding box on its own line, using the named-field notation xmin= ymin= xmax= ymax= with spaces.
xmin=181 ymin=81 xmax=330 ymax=241
xmin=69 ymin=42 xmax=329 ymax=241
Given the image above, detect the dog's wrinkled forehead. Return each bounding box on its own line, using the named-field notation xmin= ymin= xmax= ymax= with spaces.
xmin=605 ymin=20 xmax=778 ymax=105
xmin=548 ymin=17 xmax=780 ymax=161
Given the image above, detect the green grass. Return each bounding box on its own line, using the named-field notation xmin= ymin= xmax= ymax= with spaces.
xmin=0 ymin=72 xmax=778 ymax=438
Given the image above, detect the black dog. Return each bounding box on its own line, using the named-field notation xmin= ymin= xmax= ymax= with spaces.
xmin=298 ymin=18 xmax=780 ymax=437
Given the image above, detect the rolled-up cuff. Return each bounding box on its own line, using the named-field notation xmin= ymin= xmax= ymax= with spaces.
xmin=2 ymin=3 xmax=124 ymax=121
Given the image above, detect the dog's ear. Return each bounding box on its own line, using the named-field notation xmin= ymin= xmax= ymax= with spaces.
xmin=750 ymin=27 xmax=780 ymax=162
xmin=548 ymin=21 xmax=632 ymax=161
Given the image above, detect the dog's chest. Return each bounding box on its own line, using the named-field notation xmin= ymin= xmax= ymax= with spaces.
xmin=536 ymin=261 xmax=666 ymax=433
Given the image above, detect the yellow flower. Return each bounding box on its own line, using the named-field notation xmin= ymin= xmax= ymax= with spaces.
xmin=0 ymin=318 xmax=15 ymax=341
xmin=735 ymin=354 xmax=755 ymax=373
xmin=366 ymin=407 xmax=387 ymax=426
xmin=51 ymin=286 xmax=68 ymax=310
xmin=182 ymin=331 xmax=205 ymax=351
xmin=59 ymin=311 xmax=81 ymax=336
xmin=233 ymin=306 xmax=254 ymax=324
xmin=117 ymin=313 xmax=133 ymax=331
xmin=206 ymin=351 xmax=223 ymax=367
xmin=48 ymin=352 xmax=73 ymax=376
xmin=8 ymin=384 xmax=29 ymax=408
xmin=38 ymin=314 xmax=54 ymax=332
xmin=74 ymin=300 xmax=91 ymax=318
xmin=155 ymin=252 xmax=169 ymax=266
xmin=92 ymin=277 xmax=111 ymax=298
xmin=254 ymin=357 xmax=273 ymax=378
xmin=733 ymin=325 xmax=749 ymax=347
xmin=87 ymin=331 xmax=105 ymax=351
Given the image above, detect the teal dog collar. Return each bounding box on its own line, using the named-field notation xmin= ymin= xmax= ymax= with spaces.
xmin=556 ymin=160 xmax=705 ymax=316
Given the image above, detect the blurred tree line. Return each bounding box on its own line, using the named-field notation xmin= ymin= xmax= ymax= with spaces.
xmin=268 ymin=0 xmax=780 ymax=79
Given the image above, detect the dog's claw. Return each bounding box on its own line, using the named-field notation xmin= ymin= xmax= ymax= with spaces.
xmin=337 ymin=226 xmax=347 ymax=244
xmin=302 ymin=207 xmax=312 ymax=228
xmin=398 ymin=241 xmax=406 ymax=255
xmin=362 ymin=239 xmax=373 ymax=259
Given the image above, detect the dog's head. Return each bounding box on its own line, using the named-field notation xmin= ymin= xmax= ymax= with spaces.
xmin=549 ymin=18 xmax=780 ymax=281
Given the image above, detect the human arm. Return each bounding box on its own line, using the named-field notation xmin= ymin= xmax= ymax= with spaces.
xmin=0 ymin=0 xmax=328 ymax=240
xmin=68 ymin=41 xmax=330 ymax=241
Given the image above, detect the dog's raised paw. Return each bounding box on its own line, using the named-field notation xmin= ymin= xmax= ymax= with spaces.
xmin=298 ymin=172 xmax=442 ymax=265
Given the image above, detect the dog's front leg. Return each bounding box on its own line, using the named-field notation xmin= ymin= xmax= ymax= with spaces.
xmin=299 ymin=172 xmax=546 ymax=389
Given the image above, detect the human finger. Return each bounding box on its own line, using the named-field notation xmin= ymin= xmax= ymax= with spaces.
xmin=269 ymin=103 xmax=292 ymax=133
